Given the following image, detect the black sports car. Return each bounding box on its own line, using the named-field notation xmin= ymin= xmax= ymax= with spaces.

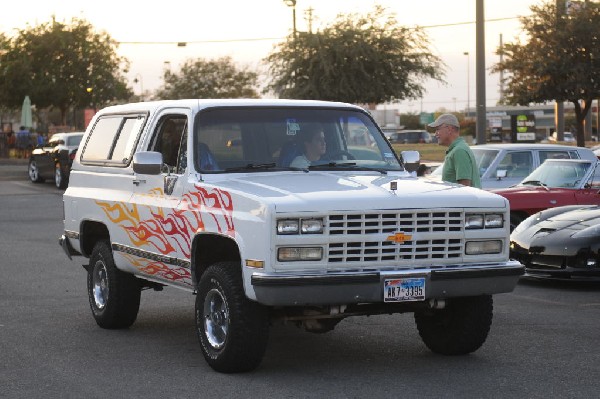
xmin=510 ymin=205 xmax=600 ymax=280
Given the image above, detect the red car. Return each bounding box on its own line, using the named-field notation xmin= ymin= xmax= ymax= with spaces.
xmin=491 ymin=159 xmax=600 ymax=231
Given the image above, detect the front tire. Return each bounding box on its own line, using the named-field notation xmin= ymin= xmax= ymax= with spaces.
xmin=28 ymin=160 xmax=44 ymax=183
xmin=196 ymin=262 xmax=269 ymax=373
xmin=87 ymin=240 xmax=141 ymax=329
xmin=414 ymin=295 xmax=493 ymax=355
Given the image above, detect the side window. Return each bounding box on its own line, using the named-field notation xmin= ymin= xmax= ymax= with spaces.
xmin=540 ymin=151 xmax=569 ymax=163
xmin=81 ymin=114 xmax=146 ymax=165
xmin=491 ymin=151 xmax=533 ymax=178
xmin=149 ymin=116 xmax=187 ymax=173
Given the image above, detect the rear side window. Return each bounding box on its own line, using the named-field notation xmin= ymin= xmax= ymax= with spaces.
xmin=81 ymin=114 xmax=146 ymax=165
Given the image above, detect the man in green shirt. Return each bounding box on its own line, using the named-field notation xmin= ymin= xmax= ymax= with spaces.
xmin=428 ymin=113 xmax=481 ymax=188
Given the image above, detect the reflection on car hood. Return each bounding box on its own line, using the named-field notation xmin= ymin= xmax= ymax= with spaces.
xmin=208 ymin=171 xmax=508 ymax=213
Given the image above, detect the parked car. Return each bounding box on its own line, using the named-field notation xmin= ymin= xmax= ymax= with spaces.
xmin=28 ymin=132 xmax=84 ymax=189
xmin=427 ymin=143 xmax=597 ymax=189
xmin=511 ymin=205 xmax=600 ymax=280
xmin=384 ymin=129 xmax=432 ymax=144
xmin=548 ymin=131 xmax=575 ymax=142
xmin=491 ymin=158 xmax=600 ymax=231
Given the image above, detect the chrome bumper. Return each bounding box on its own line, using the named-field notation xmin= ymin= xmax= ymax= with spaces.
xmin=59 ymin=234 xmax=81 ymax=260
xmin=251 ymin=261 xmax=524 ymax=306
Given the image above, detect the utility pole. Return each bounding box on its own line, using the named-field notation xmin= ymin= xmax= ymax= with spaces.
xmin=475 ymin=0 xmax=487 ymax=144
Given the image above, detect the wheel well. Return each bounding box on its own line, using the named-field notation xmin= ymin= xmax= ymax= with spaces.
xmin=191 ymin=234 xmax=241 ymax=287
xmin=80 ymin=220 xmax=110 ymax=257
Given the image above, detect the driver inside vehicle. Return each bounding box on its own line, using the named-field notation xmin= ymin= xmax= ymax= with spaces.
xmin=290 ymin=124 xmax=327 ymax=168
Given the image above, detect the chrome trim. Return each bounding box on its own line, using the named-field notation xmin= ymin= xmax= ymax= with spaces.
xmin=111 ymin=243 xmax=190 ymax=268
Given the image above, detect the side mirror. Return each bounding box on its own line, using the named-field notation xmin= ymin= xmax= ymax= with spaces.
xmin=401 ymin=150 xmax=420 ymax=173
xmin=133 ymin=151 xmax=163 ymax=175
xmin=496 ymin=169 xmax=507 ymax=180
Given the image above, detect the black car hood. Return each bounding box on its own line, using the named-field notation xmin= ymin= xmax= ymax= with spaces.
xmin=540 ymin=206 xmax=600 ymax=231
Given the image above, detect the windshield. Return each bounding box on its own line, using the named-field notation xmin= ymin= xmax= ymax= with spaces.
xmin=430 ymin=148 xmax=499 ymax=177
xmin=193 ymin=107 xmax=402 ymax=172
xmin=519 ymin=160 xmax=593 ymax=188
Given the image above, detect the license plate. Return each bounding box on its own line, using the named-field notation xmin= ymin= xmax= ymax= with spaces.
xmin=384 ymin=278 xmax=425 ymax=302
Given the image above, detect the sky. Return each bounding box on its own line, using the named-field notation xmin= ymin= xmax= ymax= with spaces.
xmin=0 ymin=0 xmax=543 ymax=113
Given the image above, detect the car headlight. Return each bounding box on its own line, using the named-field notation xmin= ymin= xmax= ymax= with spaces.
xmin=278 ymin=247 xmax=323 ymax=261
xmin=465 ymin=213 xmax=504 ymax=229
xmin=465 ymin=240 xmax=503 ymax=255
xmin=277 ymin=218 xmax=323 ymax=235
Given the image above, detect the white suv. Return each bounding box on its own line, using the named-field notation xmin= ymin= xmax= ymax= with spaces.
xmin=60 ymin=99 xmax=523 ymax=372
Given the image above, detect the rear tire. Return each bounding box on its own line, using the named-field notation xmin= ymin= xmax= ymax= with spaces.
xmin=196 ymin=261 xmax=269 ymax=373
xmin=87 ymin=240 xmax=141 ymax=329
xmin=415 ymin=295 xmax=493 ymax=355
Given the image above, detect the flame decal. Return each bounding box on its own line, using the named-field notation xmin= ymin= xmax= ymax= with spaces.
xmin=95 ymin=185 xmax=235 ymax=284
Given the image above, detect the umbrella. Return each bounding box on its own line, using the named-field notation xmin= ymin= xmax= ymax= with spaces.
xmin=20 ymin=95 xmax=33 ymax=129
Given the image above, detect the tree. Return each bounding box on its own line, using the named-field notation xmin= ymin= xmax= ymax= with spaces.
xmin=154 ymin=57 xmax=259 ymax=100
xmin=0 ymin=17 xmax=132 ymax=125
xmin=264 ymin=6 xmax=445 ymax=104
xmin=492 ymin=1 xmax=600 ymax=147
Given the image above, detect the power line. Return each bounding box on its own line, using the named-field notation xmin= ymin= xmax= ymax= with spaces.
xmin=116 ymin=16 xmax=524 ymax=46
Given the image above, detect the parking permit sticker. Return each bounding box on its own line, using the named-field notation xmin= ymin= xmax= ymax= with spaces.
xmin=286 ymin=119 xmax=300 ymax=136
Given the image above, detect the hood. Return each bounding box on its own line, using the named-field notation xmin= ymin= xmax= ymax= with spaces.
xmin=207 ymin=171 xmax=508 ymax=212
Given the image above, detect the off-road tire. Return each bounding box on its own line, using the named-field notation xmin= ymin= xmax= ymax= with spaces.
xmin=414 ymin=295 xmax=493 ymax=355
xmin=87 ymin=240 xmax=141 ymax=329
xmin=196 ymin=261 xmax=269 ymax=373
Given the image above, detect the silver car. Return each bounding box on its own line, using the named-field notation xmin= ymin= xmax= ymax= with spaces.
xmin=427 ymin=143 xmax=597 ymax=189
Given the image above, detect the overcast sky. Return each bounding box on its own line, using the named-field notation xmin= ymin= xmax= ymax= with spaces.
xmin=0 ymin=0 xmax=543 ymax=112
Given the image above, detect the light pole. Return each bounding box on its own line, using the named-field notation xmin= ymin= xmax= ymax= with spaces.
xmin=133 ymin=73 xmax=144 ymax=102
xmin=283 ymin=0 xmax=297 ymax=39
xmin=463 ymin=51 xmax=470 ymax=117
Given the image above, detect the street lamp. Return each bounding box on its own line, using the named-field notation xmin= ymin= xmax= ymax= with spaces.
xmin=283 ymin=0 xmax=297 ymax=39
xmin=463 ymin=51 xmax=470 ymax=117
xmin=133 ymin=73 xmax=144 ymax=102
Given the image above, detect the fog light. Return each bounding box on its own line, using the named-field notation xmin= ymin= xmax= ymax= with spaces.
xmin=466 ymin=240 xmax=502 ymax=255
xmin=278 ymin=247 xmax=323 ymax=261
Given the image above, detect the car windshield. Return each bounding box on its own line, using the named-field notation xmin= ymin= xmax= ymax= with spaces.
xmin=193 ymin=107 xmax=402 ymax=173
xmin=519 ymin=160 xmax=593 ymax=188
xmin=430 ymin=148 xmax=499 ymax=177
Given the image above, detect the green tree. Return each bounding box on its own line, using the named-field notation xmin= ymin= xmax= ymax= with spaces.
xmin=0 ymin=17 xmax=131 ymax=125
xmin=492 ymin=1 xmax=600 ymax=146
xmin=154 ymin=57 xmax=259 ymax=100
xmin=264 ymin=6 xmax=445 ymax=104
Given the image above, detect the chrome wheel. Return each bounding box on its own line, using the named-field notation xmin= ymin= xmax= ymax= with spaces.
xmin=54 ymin=164 xmax=63 ymax=188
xmin=28 ymin=161 xmax=39 ymax=181
xmin=203 ymin=288 xmax=229 ymax=349
xmin=92 ymin=260 xmax=109 ymax=310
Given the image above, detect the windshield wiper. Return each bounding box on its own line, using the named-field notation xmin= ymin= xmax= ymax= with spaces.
xmin=225 ymin=163 xmax=277 ymax=172
xmin=521 ymin=180 xmax=550 ymax=191
xmin=309 ymin=162 xmax=387 ymax=175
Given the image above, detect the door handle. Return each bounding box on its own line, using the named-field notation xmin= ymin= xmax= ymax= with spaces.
xmin=133 ymin=179 xmax=146 ymax=186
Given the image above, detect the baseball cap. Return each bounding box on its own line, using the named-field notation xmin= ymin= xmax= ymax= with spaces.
xmin=428 ymin=113 xmax=460 ymax=128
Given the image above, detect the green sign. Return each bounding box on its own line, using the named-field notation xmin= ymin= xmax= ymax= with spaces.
xmin=420 ymin=112 xmax=434 ymax=125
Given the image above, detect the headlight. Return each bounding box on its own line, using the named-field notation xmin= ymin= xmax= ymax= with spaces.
xmin=485 ymin=214 xmax=504 ymax=228
xmin=465 ymin=214 xmax=484 ymax=229
xmin=301 ymin=219 xmax=323 ymax=234
xmin=465 ymin=213 xmax=504 ymax=229
xmin=465 ymin=240 xmax=503 ymax=255
xmin=277 ymin=219 xmax=299 ymax=234
xmin=278 ymin=247 xmax=323 ymax=261
xmin=277 ymin=218 xmax=323 ymax=234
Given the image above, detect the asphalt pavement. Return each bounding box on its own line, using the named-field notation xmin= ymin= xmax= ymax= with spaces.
xmin=0 ymin=157 xmax=29 ymax=181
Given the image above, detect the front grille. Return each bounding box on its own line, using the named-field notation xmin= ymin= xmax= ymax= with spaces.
xmin=327 ymin=211 xmax=464 ymax=264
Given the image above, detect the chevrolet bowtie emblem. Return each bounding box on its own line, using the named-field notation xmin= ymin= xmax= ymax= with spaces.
xmin=386 ymin=232 xmax=412 ymax=244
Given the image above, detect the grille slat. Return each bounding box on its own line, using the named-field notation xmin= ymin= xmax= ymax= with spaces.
xmin=326 ymin=211 xmax=465 ymax=264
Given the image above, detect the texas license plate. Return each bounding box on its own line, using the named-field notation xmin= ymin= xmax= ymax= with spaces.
xmin=384 ymin=278 xmax=425 ymax=302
